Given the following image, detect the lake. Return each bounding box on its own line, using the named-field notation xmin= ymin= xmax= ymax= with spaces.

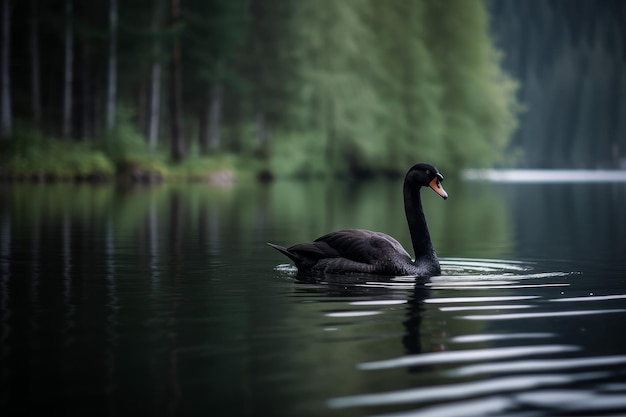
xmin=1 ymin=176 xmax=626 ymax=416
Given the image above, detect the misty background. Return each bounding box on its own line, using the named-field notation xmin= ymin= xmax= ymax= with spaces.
xmin=490 ymin=0 xmax=626 ymax=169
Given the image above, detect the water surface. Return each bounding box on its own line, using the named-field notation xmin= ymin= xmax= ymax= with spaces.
xmin=1 ymin=179 xmax=625 ymax=416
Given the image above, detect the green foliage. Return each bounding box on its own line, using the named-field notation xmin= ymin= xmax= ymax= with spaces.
xmin=269 ymin=132 xmax=328 ymax=179
xmin=276 ymin=0 xmax=519 ymax=178
xmin=421 ymin=0 xmax=520 ymax=171
xmin=0 ymin=130 xmax=115 ymax=179
xmin=99 ymin=108 xmax=152 ymax=163
xmin=98 ymin=108 xmax=169 ymax=177
xmin=5 ymin=0 xmax=520 ymax=181
xmin=167 ymin=153 xmax=237 ymax=181
xmin=366 ymin=1 xmax=444 ymax=173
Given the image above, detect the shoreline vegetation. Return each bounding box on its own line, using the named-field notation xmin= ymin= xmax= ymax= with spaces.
xmin=0 ymin=128 xmax=264 ymax=185
xmin=1 ymin=1 xmax=520 ymax=184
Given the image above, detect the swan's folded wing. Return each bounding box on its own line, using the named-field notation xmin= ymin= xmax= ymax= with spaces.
xmin=287 ymin=240 xmax=341 ymax=260
xmin=312 ymin=229 xmax=411 ymax=264
xmin=368 ymin=231 xmax=412 ymax=259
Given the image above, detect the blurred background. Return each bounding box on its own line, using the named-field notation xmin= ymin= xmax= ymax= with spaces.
xmin=491 ymin=0 xmax=626 ymax=170
xmin=0 ymin=0 xmax=624 ymax=181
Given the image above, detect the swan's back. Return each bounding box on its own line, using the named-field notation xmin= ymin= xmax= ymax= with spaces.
xmin=268 ymin=229 xmax=414 ymax=274
xmin=315 ymin=229 xmax=411 ymax=261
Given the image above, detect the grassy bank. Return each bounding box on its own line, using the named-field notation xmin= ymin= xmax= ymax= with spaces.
xmin=0 ymin=129 xmax=269 ymax=184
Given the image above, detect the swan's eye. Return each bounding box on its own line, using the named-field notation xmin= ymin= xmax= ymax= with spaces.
xmin=426 ymin=170 xmax=430 ymax=175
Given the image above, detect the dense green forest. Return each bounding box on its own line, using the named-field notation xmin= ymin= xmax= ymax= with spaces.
xmin=0 ymin=0 xmax=518 ymax=181
xmin=490 ymin=0 xmax=626 ymax=169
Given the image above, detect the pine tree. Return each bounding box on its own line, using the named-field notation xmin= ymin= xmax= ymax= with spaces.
xmin=62 ymin=0 xmax=74 ymax=138
xmin=169 ymin=0 xmax=185 ymax=163
xmin=0 ymin=0 xmax=10 ymax=136
xmin=105 ymin=0 xmax=118 ymax=131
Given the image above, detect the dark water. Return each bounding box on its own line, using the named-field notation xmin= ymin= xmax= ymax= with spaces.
xmin=1 ymin=179 xmax=626 ymax=417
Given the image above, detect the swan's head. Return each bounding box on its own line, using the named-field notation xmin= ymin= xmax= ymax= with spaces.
xmin=407 ymin=163 xmax=448 ymax=200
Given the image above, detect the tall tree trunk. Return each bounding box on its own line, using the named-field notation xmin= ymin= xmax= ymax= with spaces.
xmin=62 ymin=0 xmax=73 ymax=139
xmin=105 ymin=0 xmax=117 ymax=131
xmin=137 ymin=82 xmax=147 ymax=135
xmin=80 ymin=39 xmax=93 ymax=140
xmin=1 ymin=0 xmax=12 ymax=137
xmin=94 ymin=75 xmax=102 ymax=137
xmin=30 ymin=0 xmax=41 ymax=130
xmin=147 ymin=2 xmax=162 ymax=149
xmin=208 ymin=77 xmax=223 ymax=150
xmin=198 ymin=89 xmax=209 ymax=155
xmin=169 ymin=0 xmax=184 ymax=163
xmin=256 ymin=110 xmax=266 ymax=146
xmin=255 ymin=110 xmax=269 ymax=159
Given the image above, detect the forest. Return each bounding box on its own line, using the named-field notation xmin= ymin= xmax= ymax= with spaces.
xmin=0 ymin=0 xmax=519 ymax=181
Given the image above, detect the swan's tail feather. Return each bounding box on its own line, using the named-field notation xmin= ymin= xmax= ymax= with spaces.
xmin=266 ymin=242 xmax=301 ymax=265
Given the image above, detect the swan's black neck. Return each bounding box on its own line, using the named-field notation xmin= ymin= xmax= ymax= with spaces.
xmin=403 ymin=181 xmax=436 ymax=263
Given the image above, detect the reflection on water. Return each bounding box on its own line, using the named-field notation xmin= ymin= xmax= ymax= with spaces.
xmin=0 ymin=179 xmax=625 ymax=416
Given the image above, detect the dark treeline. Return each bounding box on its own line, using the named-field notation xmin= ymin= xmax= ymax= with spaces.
xmin=1 ymin=0 xmax=518 ymax=179
xmin=490 ymin=0 xmax=626 ymax=169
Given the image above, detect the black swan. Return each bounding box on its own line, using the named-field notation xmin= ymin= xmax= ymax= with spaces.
xmin=267 ymin=163 xmax=448 ymax=276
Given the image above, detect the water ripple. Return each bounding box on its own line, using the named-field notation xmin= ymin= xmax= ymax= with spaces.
xmin=516 ymin=389 xmax=626 ymax=413
xmin=439 ymin=304 xmax=534 ymax=312
xmin=349 ymin=299 xmax=408 ymax=306
xmin=325 ymin=311 xmax=381 ymax=318
xmin=328 ymin=372 xmax=604 ymax=409
xmin=357 ymin=345 xmax=579 ymax=371
xmin=429 ymin=283 xmax=570 ymax=290
xmin=449 ymin=355 xmax=626 ymax=377
xmin=549 ymin=294 xmax=626 ymax=302
xmin=441 ymin=258 xmax=532 ymax=273
xmin=274 ymin=263 xmax=298 ymax=273
xmin=461 ymin=309 xmax=626 ymax=321
xmin=279 ymin=258 xmax=575 ymax=293
xmin=425 ymin=296 xmax=540 ymax=304
xmin=282 ymin=256 xmax=623 ymax=416
xmin=370 ymin=396 xmax=514 ymax=417
xmin=451 ymin=333 xmax=555 ymax=344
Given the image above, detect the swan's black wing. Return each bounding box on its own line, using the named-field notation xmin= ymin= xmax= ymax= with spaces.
xmin=315 ymin=229 xmax=411 ymax=262
xmin=277 ymin=229 xmax=412 ymax=270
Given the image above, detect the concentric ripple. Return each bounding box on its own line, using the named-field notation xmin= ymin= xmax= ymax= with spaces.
xmin=351 ymin=258 xmax=575 ymax=291
xmin=276 ymin=258 xmax=575 ymax=292
xmin=441 ymin=258 xmax=532 ymax=274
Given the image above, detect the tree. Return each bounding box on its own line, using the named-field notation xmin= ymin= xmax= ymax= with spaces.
xmin=422 ymin=0 xmax=518 ymax=170
xmin=207 ymin=66 xmax=223 ymax=151
xmin=169 ymin=0 xmax=185 ymax=162
xmin=366 ymin=1 xmax=443 ymax=171
xmin=244 ymin=0 xmax=297 ymax=148
xmin=1 ymin=0 xmax=11 ymax=136
xmin=287 ymin=0 xmax=388 ymax=176
xmin=105 ymin=0 xmax=118 ymax=131
xmin=62 ymin=0 xmax=74 ymax=138
xmin=30 ymin=0 xmax=41 ymax=129
xmin=147 ymin=0 xmax=164 ymax=149
xmin=187 ymin=0 xmax=250 ymax=154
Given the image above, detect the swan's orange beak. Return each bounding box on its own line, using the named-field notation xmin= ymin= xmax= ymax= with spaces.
xmin=429 ymin=177 xmax=448 ymax=200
